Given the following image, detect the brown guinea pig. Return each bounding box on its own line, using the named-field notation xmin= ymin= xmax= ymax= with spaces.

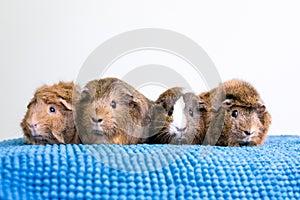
xmin=199 ymin=79 xmax=272 ymax=147
xmin=75 ymin=77 xmax=152 ymax=145
xmin=147 ymin=87 xmax=207 ymax=145
xmin=21 ymin=82 xmax=81 ymax=145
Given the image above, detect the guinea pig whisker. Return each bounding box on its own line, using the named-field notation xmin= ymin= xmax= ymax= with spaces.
xmin=153 ymin=131 xmax=169 ymax=139
xmin=151 ymin=120 xmax=168 ymax=123
xmin=102 ymin=126 xmax=116 ymax=135
xmin=151 ymin=126 xmax=167 ymax=130
xmin=157 ymin=130 xmax=169 ymax=135
xmin=158 ymin=132 xmax=174 ymax=141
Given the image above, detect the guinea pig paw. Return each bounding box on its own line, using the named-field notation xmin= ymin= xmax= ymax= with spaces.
xmin=239 ymin=141 xmax=256 ymax=146
xmin=239 ymin=141 xmax=250 ymax=146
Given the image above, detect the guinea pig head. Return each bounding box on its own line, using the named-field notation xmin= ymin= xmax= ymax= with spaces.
xmin=169 ymin=93 xmax=207 ymax=144
xmin=76 ymin=78 xmax=150 ymax=144
xmin=221 ymin=98 xmax=268 ymax=146
xmin=153 ymin=88 xmax=207 ymax=144
xmin=21 ymin=96 xmax=75 ymax=144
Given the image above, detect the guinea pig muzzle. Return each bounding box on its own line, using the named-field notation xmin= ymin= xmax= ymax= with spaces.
xmin=89 ymin=115 xmax=105 ymax=135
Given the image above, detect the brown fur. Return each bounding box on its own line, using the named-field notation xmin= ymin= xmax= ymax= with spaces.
xmin=75 ymin=77 xmax=152 ymax=145
xmin=199 ymin=79 xmax=272 ymax=146
xmin=148 ymin=87 xmax=207 ymax=144
xmin=21 ymin=82 xmax=81 ymax=145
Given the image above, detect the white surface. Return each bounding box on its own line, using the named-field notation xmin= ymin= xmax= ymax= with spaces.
xmin=0 ymin=0 xmax=299 ymax=140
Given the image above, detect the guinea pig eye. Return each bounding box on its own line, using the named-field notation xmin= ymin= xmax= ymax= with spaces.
xmin=189 ymin=109 xmax=194 ymax=117
xmin=168 ymin=107 xmax=174 ymax=116
xmin=49 ymin=107 xmax=56 ymax=113
xmin=111 ymin=101 xmax=116 ymax=109
xmin=231 ymin=110 xmax=238 ymax=118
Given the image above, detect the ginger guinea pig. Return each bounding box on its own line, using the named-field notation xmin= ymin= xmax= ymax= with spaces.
xmin=148 ymin=87 xmax=207 ymax=145
xmin=21 ymin=82 xmax=81 ymax=144
xmin=75 ymin=77 xmax=152 ymax=145
xmin=199 ymin=79 xmax=272 ymax=147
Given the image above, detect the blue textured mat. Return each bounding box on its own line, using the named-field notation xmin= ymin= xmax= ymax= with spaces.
xmin=0 ymin=136 xmax=300 ymax=200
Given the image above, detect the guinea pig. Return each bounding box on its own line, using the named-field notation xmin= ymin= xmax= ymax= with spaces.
xmin=21 ymin=82 xmax=81 ymax=145
xmin=147 ymin=87 xmax=207 ymax=145
xmin=199 ymin=79 xmax=272 ymax=147
xmin=75 ymin=77 xmax=152 ymax=145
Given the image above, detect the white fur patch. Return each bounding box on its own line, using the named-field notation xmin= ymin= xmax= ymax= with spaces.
xmin=169 ymin=96 xmax=186 ymax=135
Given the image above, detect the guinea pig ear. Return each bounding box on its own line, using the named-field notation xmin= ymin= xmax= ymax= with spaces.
xmin=156 ymin=95 xmax=177 ymax=112
xmin=156 ymin=97 xmax=168 ymax=111
xmin=80 ymin=88 xmax=91 ymax=102
xmin=129 ymin=94 xmax=150 ymax=125
xmin=27 ymin=98 xmax=36 ymax=109
xmin=59 ymin=98 xmax=72 ymax=111
xmin=198 ymin=100 xmax=207 ymax=111
xmin=257 ymin=102 xmax=266 ymax=114
xmin=222 ymin=99 xmax=233 ymax=108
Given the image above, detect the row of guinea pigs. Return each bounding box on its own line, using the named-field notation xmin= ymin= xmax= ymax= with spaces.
xmin=21 ymin=77 xmax=272 ymax=147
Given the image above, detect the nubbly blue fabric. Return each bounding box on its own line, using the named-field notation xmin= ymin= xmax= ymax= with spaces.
xmin=0 ymin=136 xmax=299 ymax=200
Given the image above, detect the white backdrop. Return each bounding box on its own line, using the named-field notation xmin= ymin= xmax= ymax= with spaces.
xmin=1 ymin=0 xmax=299 ymax=140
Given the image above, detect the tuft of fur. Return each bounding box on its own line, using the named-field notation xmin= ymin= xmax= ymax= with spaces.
xmin=21 ymin=82 xmax=81 ymax=145
xmin=75 ymin=77 xmax=152 ymax=145
xmin=199 ymin=79 xmax=272 ymax=147
xmin=148 ymin=87 xmax=207 ymax=144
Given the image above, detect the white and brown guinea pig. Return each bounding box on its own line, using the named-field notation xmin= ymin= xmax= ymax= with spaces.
xmin=148 ymin=87 xmax=207 ymax=145
xmin=199 ymin=79 xmax=272 ymax=147
xmin=75 ymin=77 xmax=152 ymax=145
xmin=21 ymin=82 xmax=81 ymax=145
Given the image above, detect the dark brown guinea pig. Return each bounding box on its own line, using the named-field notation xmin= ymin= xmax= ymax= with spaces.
xmin=148 ymin=87 xmax=207 ymax=145
xmin=199 ymin=79 xmax=272 ymax=147
xmin=21 ymin=82 xmax=81 ymax=145
xmin=75 ymin=77 xmax=152 ymax=145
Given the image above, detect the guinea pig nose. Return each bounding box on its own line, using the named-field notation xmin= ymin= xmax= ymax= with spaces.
xmin=244 ymin=131 xmax=252 ymax=136
xmin=176 ymin=127 xmax=186 ymax=132
xmin=92 ymin=117 xmax=103 ymax=123
xmin=29 ymin=122 xmax=39 ymax=129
